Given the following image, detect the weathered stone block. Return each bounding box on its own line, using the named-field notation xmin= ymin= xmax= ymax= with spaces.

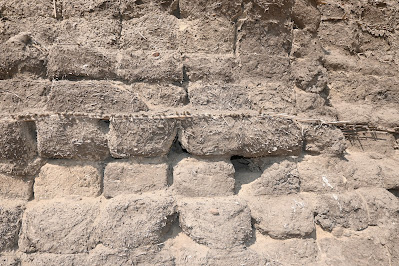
xmin=248 ymin=160 xmax=300 ymax=196
xmin=237 ymin=54 xmax=291 ymax=81
xmin=0 ymin=174 xmax=32 ymax=200
xmin=46 ymin=80 xmax=148 ymax=114
xmin=35 ymin=161 xmax=102 ymax=200
xmin=120 ymin=13 xmax=179 ymax=50
xmin=173 ymin=158 xmax=235 ymax=197
xmin=95 ymin=192 xmax=176 ymax=249
xmin=120 ymin=0 xmax=175 ymax=19
xmin=108 ymin=118 xmax=177 ymax=158
xmin=135 ymin=83 xmax=187 ymax=108
xmin=61 ymin=0 xmax=120 ymax=18
xmin=0 ymin=200 xmax=25 ymax=252
xmin=314 ymin=191 xmax=369 ymax=231
xmin=116 ymin=50 xmax=183 ymax=82
xmin=19 ymin=198 xmax=99 ymax=254
xmin=178 ymin=18 xmax=235 ymax=53
xmin=179 ymin=116 xmax=302 ymax=157
xmin=303 ymin=124 xmax=347 ymax=155
xmin=292 ymin=0 xmax=321 ymax=32
xmin=36 ymin=116 xmax=109 ymax=160
xmin=247 ymin=195 xmax=315 ymax=239
xmin=292 ymin=58 xmax=328 ymax=93
xmin=206 ymin=248 xmax=267 ymax=266
xmin=0 ymin=78 xmax=50 ymax=114
xmin=21 ymin=254 xmax=87 ymax=266
xmin=104 ymin=160 xmax=169 ymax=198
xmin=0 ymin=0 xmax=54 ymax=19
xmin=178 ymin=197 xmax=252 ymax=249
xmin=183 ymin=53 xmax=238 ymax=82
xmin=179 ymin=0 xmax=242 ymax=20
xmin=0 ymin=255 xmax=19 ymax=266
xmin=47 ymin=45 xmax=117 ymax=80
xmin=0 ymin=33 xmax=47 ymax=79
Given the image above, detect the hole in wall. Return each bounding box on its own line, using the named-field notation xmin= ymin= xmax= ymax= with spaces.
xmin=231 ymin=156 xmax=262 ymax=194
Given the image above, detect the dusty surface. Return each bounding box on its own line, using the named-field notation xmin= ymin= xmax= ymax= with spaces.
xmin=0 ymin=0 xmax=399 ymax=265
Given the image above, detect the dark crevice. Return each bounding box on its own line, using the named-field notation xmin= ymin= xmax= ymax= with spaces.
xmin=170 ymin=0 xmax=181 ymax=19
xmin=388 ymin=188 xmax=399 ymax=198
xmin=160 ymin=213 xmax=181 ymax=243
xmin=231 ymin=156 xmax=263 ymax=194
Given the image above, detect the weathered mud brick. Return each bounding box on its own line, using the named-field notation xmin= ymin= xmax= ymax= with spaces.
xmin=0 ymin=174 xmax=33 ymax=200
xmin=0 ymin=0 xmax=54 ymax=19
xmin=314 ymin=191 xmax=369 ymax=231
xmin=120 ymin=0 xmax=176 ymax=19
xmin=303 ymin=124 xmax=346 ymax=155
xmin=56 ymin=17 xmax=121 ymax=48
xmin=179 ymin=0 xmax=242 ymax=20
xmin=61 ymin=0 xmax=120 ymax=18
xmin=116 ymin=50 xmax=183 ymax=82
xmin=188 ymin=82 xmax=252 ymax=110
xmin=291 ymin=58 xmax=328 ymax=93
xmin=247 ymin=195 xmax=315 ymax=239
xmin=47 ymin=80 xmax=149 ymax=114
xmin=0 ymin=78 xmax=50 ymax=114
xmin=178 ymin=197 xmax=252 ymax=249
xmin=237 ymin=54 xmax=291 ymax=81
xmin=248 ymin=159 xmax=300 ymax=196
xmin=292 ymin=0 xmax=321 ymax=32
xmin=173 ymin=158 xmax=235 ymax=197
xmin=36 ymin=116 xmax=109 ymax=160
xmin=120 ymin=13 xmax=179 ymax=50
xmin=178 ymin=18 xmax=235 ymax=53
xmin=206 ymin=248 xmax=267 ymax=266
xmin=47 ymin=45 xmax=117 ymax=80
xmin=20 ymin=254 xmax=87 ymax=266
xmin=19 ymin=198 xmax=100 ymax=254
xmin=0 ymin=33 xmax=47 ymax=79
xmin=104 ymin=160 xmax=169 ymax=198
xmin=87 ymin=245 xmax=132 ymax=266
xmin=291 ymin=29 xmax=324 ymax=59
xmin=0 ymin=255 xmax=20 ymax=266
xmin=0 ymin=120 xmax=37 ymax=162
xmin=251 ymin=237 xmax=320 ymax=265
xmin=179 ymin=116 xmax=302 ymax=157
xmin=183 ymin=53 xmax=238 ymax=82
xmin=297 ymin=155 xmax=346 ymax=193
xmin=318 ymin=20 xmax=360 ymax=52
xmin=34 ymin=160 xmax=102 ymax=200
xmin=95 ymin=192 xmax=175 ymax=249
xmin=134 ymin=82 xmax=187 ymax=108
xmin=108 ymin=118 xmax=177 ymax=158
xmin=0 ymin=200 xmax=25 ymax=252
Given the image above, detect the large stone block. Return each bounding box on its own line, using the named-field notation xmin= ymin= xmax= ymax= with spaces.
xmin=36 ymin=116 xmax=109 ymax=160
xmin=247 ymin=195 xmax=315 ymax=239
xmin=120 ymin=0 xmax=176 ymax=19
xmin=248 ymin=159 xmax=300 ymax=196
xmin=95 ymin=192 xmax=176 ymax=249
xmin=116 ymin=50 xmax=183 ymax=83
xmin=179 ymin=0 xmax=242 ymax=20
xmin=291 ymin=58 xmax=328 ymax=93
xmin=104 ymin=160 xmax=169 ymax=198
xmin=303 ymin=124 xmax=346 ymax=155
xmin=46 ymin=80 xmax=149 ymax=114
xmin=108 ymin=118 xmax=177 ymax=158
xmin=179 ymin=115 xmax=302 ymax=157
xmin=0 ymin=78 xmax=50 ymax=114
xmin=47 ymin=45 xmax=117 ymax=80
xmin=237 ymin=54 xmax=291 ymax=81
xmin=120 ymin=13 xmax=179 ymax=50
xmin=0 ymin=200 xmax=25 ymax=252
xmin=178 ymin=197 xmax=252 ymax=249
xmin=0 ymin=173 xmax=33 ymax=200
xmin=61 ymin=0 xmax=120 ymax=18
xmin=134 ymin=83 xmax=187 ymax=108
xmin=34 ymin=161 xmax=102 ymax=200
xmin=0 ymin=0 xmax=54 ymax=19
xmin=178 ymin=18 xmax=235 ymax=53
xmin=19 ymin=198 xmax=100 ymax=254
xmin=173 ymin=158 xmax=235 ymax=197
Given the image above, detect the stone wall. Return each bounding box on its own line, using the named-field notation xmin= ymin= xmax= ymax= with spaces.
xmin=0 ymin=0 xmax=398 ymax=265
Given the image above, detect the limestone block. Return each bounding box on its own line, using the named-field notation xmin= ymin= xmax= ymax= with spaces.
xmin=36 ymin=116 xmax=109 ymax=160
xmin=173 ymin=158 xmax=235 ymax=197
xmin=95 ymin=192 xmax=176 ymax=249
xmin=247 ymin=195 xmax=315 ymax=239
xmin=0 ymin=173 xmax=33 ymax=200
xmin=19 ymin=198 xmax=100 ymax=254
xmin=0 ymin=200 xmax=25 ymax=252
xmin=108 ymin=118 xmax=177 ymax=158
xmin=104 ymin=160 xmax=169 ymax=198
xmin=178 ymin=197 xmax=252 ymax=249
xmin=34 ymin=161 xmax=102 ymax=200
xmin=179 ymin=116 xmax=302 ymax=157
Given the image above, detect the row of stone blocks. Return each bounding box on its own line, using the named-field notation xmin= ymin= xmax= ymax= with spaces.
xmin=1 ymin=186 xmax=398 ymax=265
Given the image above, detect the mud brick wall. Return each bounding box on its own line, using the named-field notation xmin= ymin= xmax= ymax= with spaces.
xmin=1 ymin=0 xmax=399 ymax=265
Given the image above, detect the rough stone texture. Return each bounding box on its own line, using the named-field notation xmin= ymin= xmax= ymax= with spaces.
xmin=303 ymin=124 xmax=347 ymax=155
xmin=19 ymin=198 xmax=100 ymax=254
xmin=173 ymin=157 xmax=235 ymax=197
xmin=0 ymin=174 xmax=33 ymax=200
xmin=134 ymin=83 xmax=188 ymax=108
xmin=0 ymin=200 xmax=25 ymax=252
xmin=95 ymin=192 xmax=176 ymax=249
xmin=178 ymin=197 xmax=252 ymax=249
xmin=109 ymin=118 xmax=177 ymax=158
xmin=247 ymin=194 xmax=315 ymax=239
xmin=36 ymin=116 xmax=109 ymax=160
xmin=104 ymin=160 xmax=169 ymax=198
xmin=34 ymin=161 xmax=102 ymax=200
xmin=180 ymin=116 xmax=302 ymax=157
